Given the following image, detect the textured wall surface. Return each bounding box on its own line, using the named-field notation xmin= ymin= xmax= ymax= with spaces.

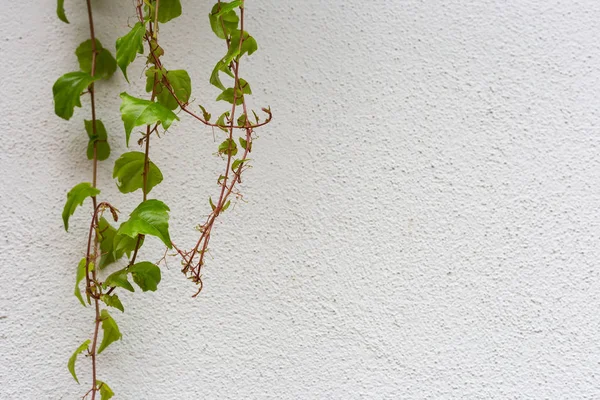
xmin=2 ymin=0 xmax=600 ymax=398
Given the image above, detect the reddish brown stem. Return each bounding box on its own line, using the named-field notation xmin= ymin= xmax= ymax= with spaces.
xmin=83 ymin=0 xmax=101 ymax=397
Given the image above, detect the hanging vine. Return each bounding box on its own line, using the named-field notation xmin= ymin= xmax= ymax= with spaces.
xmin=54 ymin=0 xmax=270 ymax=398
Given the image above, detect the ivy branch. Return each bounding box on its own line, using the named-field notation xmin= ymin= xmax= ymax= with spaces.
xmin=141 ymin=0 xmax=272 ymax=296
xmin=54 ymin=0 xmax=271 ymax=397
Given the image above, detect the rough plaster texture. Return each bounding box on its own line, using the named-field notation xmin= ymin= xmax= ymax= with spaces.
xmin=2 ymin=0 xmax=600 ymax=398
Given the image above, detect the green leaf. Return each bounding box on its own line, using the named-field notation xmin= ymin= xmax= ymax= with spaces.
xmin=98 ymin=218 xmax=118 ymax=269
xmin=101 ymin=294 xmax=124 ymax=312
xmin=157 ymin=0 xmax=182 ymax=23
xmin=238 ymin=78 xmax=252 ymax=94
xmin=113 ymin=233 xmax=141 ymax=261
xmin=75 ymin=39 xmax=117 ymax=80
xmin=63 ymin=182 xmax=100 ymax=231
xmin=216 ymin=111 xmax=230 ymax=132
xmin=146 ymin=39 xmax=164 ymax=64
xmin=68 ymin=339 xmax=90 ymax=383
xmin=229 ymin=30 xmax=258 ymax=59
xmin=232 ymin=158 xmax=249 ymax=172
xmin=129 ymin=262 xmax=161 ymax=292
xmin=209 ymin=197 xmax=216 ymax=211
xmin=156 ymin=70 xmax=192 ymax=110
xmin=209 ymin=33 xmax=255 ymax=92
xmin=218 ymin=138 xmax=238 ymax=156
xmin=237 ymin=114 xmax=246 ymax=127
xmin=98 ymin=218 xmax=140 ymax=269
xmin=145 ymin=67 xmax=161 ymax=92
xmin=119 ymin=92 xmax=179 ymax=146
xmin=209 ymin=60 xmax=233 ymax=90
xmin=98 ymin=310 xmax=122 ymax=354
xmin=57 ymin=0 xmax=68 ymax=23
xmin=216 ymin=88 xmax=243 ymax=105
xmin=116 ymin=22 xmax=145 ymax=81
xmin=85 ymin=120 xmax=110 ymax=161
xmin=222 ymin=200 xmax=231 ymax=211
xmin=199 ymin=105 xmax=211 ymax=121
xmin=213 ymin=0 xmax=242 ymax=18
xmin=52 ymin=72 xmax=97 ymax=120
xmin=97 ymin=381 xmax=114 ymax=400
xmin=74 ymin=258 xmax=87 ymax=306
xmin=209 ymin=2 xmax=240 ymax=39
xmin=117 ymin=199 xmax=172 ymax=248
xmin=113 ymin=151 xmax=163 ymax=194
xmin=104 ymin=268 xmax=134 ymax=292
xmin=221 ymin=31 xmax=255 ymax=67
xmin=239 ymin=137 xmax=248 ymax=150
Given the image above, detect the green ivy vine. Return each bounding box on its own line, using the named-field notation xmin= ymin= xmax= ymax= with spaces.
xmin=53 ymin=0 xmax=271 ymax=398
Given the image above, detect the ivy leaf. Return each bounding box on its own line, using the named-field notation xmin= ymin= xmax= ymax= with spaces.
xmin=238 ymin=78 xmax=252 ymax=95
xmin=218 ymin=138 xmax=238 ymax=156
xmin=113 ymin=151 xmax=163 ymax=194
xmin=157 ymin=0 xmax=182 ymax=23
xmin=74 ymin=258 xmax=87 ymax=306
xmin=97 ymin=381 xmax=114 ymax=400
xmin=213 ymin=0 xmax=242 ymax=18
xmin=157 ymin=70 xmax=192 ymax=110
xmin=113 ymin=233 xmax=141 ymax=261
xmin=216 ymin=88 xmax=243 ymax=105
xmin=209 ymin=33 xmax=255 ymax=92
xmin=209 ymin=2 xmax=239 ymax=39
xmin=98 ymin=218 xmax=140 ymax=269
xmin=62 ymin=182 xmax=100 ymax=231
xmin=145 ymin=67 xmax=162 ymax=92
xmin=146 ymin=39 xmax=164 ymax=65
xmin=104 ymin=268 xmax=134 ymax=292
xmin=117 ymin=199 xmax=172 ymax=248
xmin=129 ymin=262 xmax=161 ymax=292
xmin=116 ymin=22 xmax=145 ymax=81
xmin=209 ymin=60 xmax=233 ymax=91
xmin=53 ymin=72 xmax=97 ymax=120
xmin=97 ymin=310 xmax=122 ymax=354
xmin=101 ymin=294 xmax=124 ymax=312
xmin=239 ymin=137 xmax=249 ymax=151
xmin=119 ymin=92 xmax=179 ymax=146
xmin=222 ymin=200 xmax=231 ymax=212
xmin=237 ymin=114 xmax=246 ymax=127
xmin=85 ymin=120 xmax=110 ymax=161
xmin=199 ymin=105 xmax=211 ymax=121
xmin=232 ymin=158 xmax=249 ymax=172
xmin=75 ymin=39 xmax=117 ymax=80
xmin=57 ymin=0 xmax=68 ymax=23
xmin=97 ymin=218 xmax=118 ymax=269
xmin=230 ymin=31 xmax=258 ymax=58
xmin=215 ymin=111 xmax=230 ymax=132
xmin=68 ymin=339 xmax=90 ymax=383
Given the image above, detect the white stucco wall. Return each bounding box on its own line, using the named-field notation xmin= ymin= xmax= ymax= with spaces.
xmin=2 ymin=0 xmax=600 ymax=398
